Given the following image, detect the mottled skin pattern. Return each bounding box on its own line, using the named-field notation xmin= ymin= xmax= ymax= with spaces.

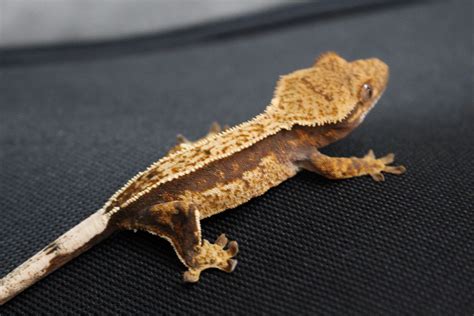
xmin=0 ymin=52 xmax=406 ymax=304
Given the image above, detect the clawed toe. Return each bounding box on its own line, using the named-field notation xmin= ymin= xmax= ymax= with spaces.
xmin=215 ymin=233 xmax=228 ymax=247
xmin=364 ymin=149 xmax=375 ymax=159
xmin=176 ymin=134 xmax=190 ymax=145
xmin=226 ymin=240 xmax=239 ymax=256
xmin=208 ymin=122 xmax=229 ymax=136
xmin=379 ymin=153 xmax=395 ymax=164
xmin=222 ymin=259 xmax=238 ymax=273
xmin=215 ymin=234 xmax=238 ymax=256
xmin=183 ymin=270 xmax=200 ymax=283
xmin=209 ymin=122 xmax=221 ymax=134
xmin=384 ymin=165 xmax=406 ymax=175
xmin=370 ymin=172 xmax=385 ymax=182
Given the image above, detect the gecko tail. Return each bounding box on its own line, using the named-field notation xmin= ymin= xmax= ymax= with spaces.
xmin=0 ymin=208 xmax=116 ymax=305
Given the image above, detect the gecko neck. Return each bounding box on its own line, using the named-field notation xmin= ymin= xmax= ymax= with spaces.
xmin=290 ymin=111 xmax=365 ymax=150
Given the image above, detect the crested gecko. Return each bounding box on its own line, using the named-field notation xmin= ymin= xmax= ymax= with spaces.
xmin=0 ymin=52 xmax=406 ymax=304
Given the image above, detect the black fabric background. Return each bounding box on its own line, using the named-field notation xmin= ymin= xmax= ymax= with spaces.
xmin=1 ymin=1 xmax=472 ymax=314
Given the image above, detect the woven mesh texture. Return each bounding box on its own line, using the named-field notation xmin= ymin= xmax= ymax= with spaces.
xmin=1 ymin=0 xmax=472 ymax=314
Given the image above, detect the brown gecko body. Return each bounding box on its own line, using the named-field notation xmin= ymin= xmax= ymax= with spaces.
xmin=120 ymin=121 xmax=356 ymax=221
xmin=0 ymin=52 xmax=406 ymax=304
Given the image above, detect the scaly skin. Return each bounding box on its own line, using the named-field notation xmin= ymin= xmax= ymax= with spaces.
xmin=0 ymin=52 xmax=406 ymax=304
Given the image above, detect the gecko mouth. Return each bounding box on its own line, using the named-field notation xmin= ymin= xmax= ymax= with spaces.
xmin=341 ymin=86 xmax=385 ymax=126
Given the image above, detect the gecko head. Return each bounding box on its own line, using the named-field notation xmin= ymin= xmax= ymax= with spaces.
xmin=266 ymin=52 xmax=389 ymax=128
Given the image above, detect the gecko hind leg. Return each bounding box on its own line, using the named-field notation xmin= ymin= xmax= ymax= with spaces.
xmin=167 ymin=122 xmax=229 ymax=155
xmin=127 ymin=201 xmax=238 ymax=282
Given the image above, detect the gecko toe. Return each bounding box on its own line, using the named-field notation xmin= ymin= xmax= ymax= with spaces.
xmin=222 ymin=259 xmax=238 ymax=273
xmin=364 ymin=149 xmax=375 ymax=159
xmin=215 ymin=234 xmax=228 ymax=247
xmin=384 ymin=165 xmax=406 ymax=175
xmin=226 ymin=241 xmax=239 ymax=256
xmin=183 ymin=270 xmax=200 ymax=283
xmin=370 ymin=172 xmax=385 ymax=182
xmin=176 ymin=134 xmax=190 ymax=144
xmin=379 ymin=153 xmax=395 ymax=164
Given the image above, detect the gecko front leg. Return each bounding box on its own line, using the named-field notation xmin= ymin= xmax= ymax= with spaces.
xmin=299 ymin=149 xmax=406 ymax=181
xmin=124 ymin=201 xmax=238 ymax=282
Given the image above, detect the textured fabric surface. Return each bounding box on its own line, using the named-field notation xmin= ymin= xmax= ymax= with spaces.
xmin=0 ymin=0 xmax=472 ymax=314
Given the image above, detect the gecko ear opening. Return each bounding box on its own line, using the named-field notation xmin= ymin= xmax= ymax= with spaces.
xmin=313 ymin=51 xmax=347 ymax=68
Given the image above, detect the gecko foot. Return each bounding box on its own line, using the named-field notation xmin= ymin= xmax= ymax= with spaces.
xmin=363 ymin=150 xmax=406 ymax=182
xmin=167 ymin=122 xmax=229 ymax=155
xmin=177 ymin=122 xmax=229 ymax=146
xmin=208 ymin=122 xmax=230 ymax=136
xmin=183 ymin=234 xmax=239 ymax=283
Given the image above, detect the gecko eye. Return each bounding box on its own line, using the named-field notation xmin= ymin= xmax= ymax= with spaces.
xmin=360 ymin=83 xmax=373 ymax=102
